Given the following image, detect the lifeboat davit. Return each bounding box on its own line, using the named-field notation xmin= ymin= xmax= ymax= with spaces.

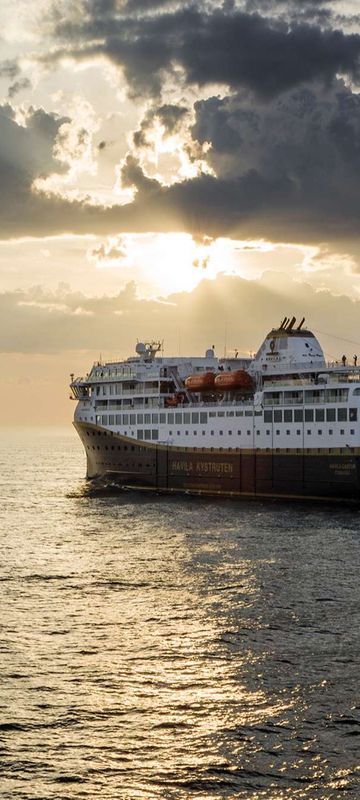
xmin=185 ymin=372 xmax=216 ymax=392
xmin=214 ymin=370 xmax=254 ymax=391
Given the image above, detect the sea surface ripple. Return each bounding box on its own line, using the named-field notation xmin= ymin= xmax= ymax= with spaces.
xmin=1 ymin=428 xmax=360 ymax=799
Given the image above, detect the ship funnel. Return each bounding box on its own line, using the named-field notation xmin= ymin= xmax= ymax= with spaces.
xmin=287 ymin=316 xmax=296 ymax=331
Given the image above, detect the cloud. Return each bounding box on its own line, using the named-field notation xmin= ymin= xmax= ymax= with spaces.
xmin=0 ymin=59 xmax=20 ymax=80
xmin=8 ymin=77 xmax=32 ymax=98
xmin=47 ymin=4 xmax=360 ymax=98
xmin=89 ymin=234 xmax=128 ymax=263
xmin=3 ymin=272 xmax=360 ymax=357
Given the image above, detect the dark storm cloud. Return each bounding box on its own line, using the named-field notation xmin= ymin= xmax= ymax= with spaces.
xmin=48 ymin=4 xmax=360 ymax=98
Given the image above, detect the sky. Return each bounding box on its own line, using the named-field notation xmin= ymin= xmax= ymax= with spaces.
xmin=1 ymin=0 xmax=360 ymax=424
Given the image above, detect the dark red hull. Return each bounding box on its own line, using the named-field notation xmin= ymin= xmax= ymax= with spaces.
xmin=75 ymin=422 xmax=360 ymax=502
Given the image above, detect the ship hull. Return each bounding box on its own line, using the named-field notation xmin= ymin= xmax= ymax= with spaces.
xmin=74 ymin=422 xmax=360 ymax=502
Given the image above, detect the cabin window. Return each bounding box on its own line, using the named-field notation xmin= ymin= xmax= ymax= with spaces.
xmin=96 ymin=415 xmax=101 ymax=425
xmin=123 ymin=414 xmax=129 ymax=424
xmin=315 ymin=409 xmax=325 ymax=422
xmin=245 ymin=410 xmax=253 ymax=417
xmin=351 ymin=429 xmax=355 ymax=435
xmin=130 ymin=414 xmax=136 ymax=425
xmin=338 ymin=408 xmax=347 ymax=421
xmin=294 ymin=409 xmax=303 ymax=422
xmin=109 ymin=415 xmax=114 ymax=425
xmin=274 ymin=410 xmax=282 ymax=422
xmin=175 ymin=413 xmax=182 ymax=424
xmin=264 ymin=410 xmax=272 ymax=423
xmin=137 ymin=414 xmax=143 ymax=424
xmin=326 ymin=408 xmax=336 ymax=422
xmin=151 ymin=430 xmax=158 ymax=440
xmin=137 ymin=430 xmax=143 ymax=439
xmin=318 ymin=430 xmax=322 ymax=435
xmin=276 ymin=430 xmax=280 ymax=435
xmin=353 ymin=388 xmax=360 ymax=396
xmin=305 ymin=409 xmax=314 ymax=422
xmin=102 ymin=415 xmax=108 ymax=425
xmin=192 ymin=412 xmax=199 ymax=423
xmin=296 ymin=430 xmax=301 ymax=435
xmin=160 ymin=413 xmax=166 ymax=423
xmin=266 ymin=430 xmax=270 ymax=435
xmin=200 ymin=412 xmax=208 ymax=423
xmin=152 ymin=414 xmax=158 ymax=424
xmin=247 ymin=430 xmax=251 ymax=435
xmin=144 ymin=413 xmax=151 ymax=424
xmin=183 ymin=413 xmax=190 ymax=424
xmin=340 ymin=429 xmax=345 ymax=435
xmin=226 ymin=411 xmax=234 ymax=417
xmin=255 ymin=410 xmax=262 ymax=417
xmin=286 ymin=430 xmax=290 ymax=435
xmin=350 ymin=408 xmax=358 ymax=421
xmin=168 ymin=413 xmax=174 ymax=424
xmin=218 ymin=411 xmax=225 ymax=417
xmin=307 ymin=430 xmax=311 ymax=435
xmin=144 ymin=430 xmax=151 ymax=440
xmin=284 ymin=410 xmax=292 ymax=422
xmin=329 ymin=429 xmax=333 ymax=435
xmin=236 ymin=410 xmax=243 ymax=416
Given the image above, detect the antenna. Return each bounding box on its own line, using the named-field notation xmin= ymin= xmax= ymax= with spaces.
xmin=224 ymin=321 xmax=227 ymax=358
xmin=297 ymin=317 xmax=305 ymax=330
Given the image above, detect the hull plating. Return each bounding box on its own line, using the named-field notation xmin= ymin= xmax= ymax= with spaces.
xmin=74 ymin=422 xmax=360 ymax=502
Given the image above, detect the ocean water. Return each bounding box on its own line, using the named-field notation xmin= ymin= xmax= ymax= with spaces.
xmin=1 ymin=428 xmax=360 ymax=799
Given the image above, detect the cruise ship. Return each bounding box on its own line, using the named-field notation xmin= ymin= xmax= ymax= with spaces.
xmin=70 ymin=318 xmax=360 ymax=501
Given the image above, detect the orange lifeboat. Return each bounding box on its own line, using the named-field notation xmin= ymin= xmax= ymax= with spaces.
xmin=214 ymin=370 xmax=254 ymax=391
xmin=185 ymin=372 xmax=216 ymax=392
